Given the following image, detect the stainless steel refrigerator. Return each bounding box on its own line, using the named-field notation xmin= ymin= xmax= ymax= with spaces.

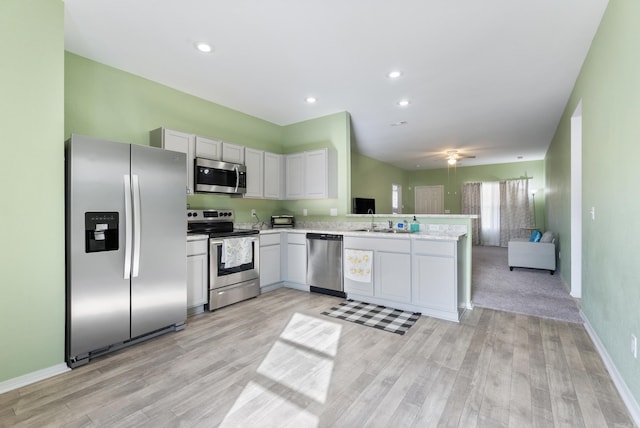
xmin=65 ymin=134 xmax=187 ymax=368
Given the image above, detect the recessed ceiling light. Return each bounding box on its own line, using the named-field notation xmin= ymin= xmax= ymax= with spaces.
xmin=195 ymin=42 xmax=213 ymax=53
xmin=388 ymin=70 xmax=402 ymax=79
xmin=305 ymin=97 xmax=317 ymax=104
xmin=517 ymin=156 xmax=523 ymax=159
xmin=397 ymin=99 xmax=410 ymax=107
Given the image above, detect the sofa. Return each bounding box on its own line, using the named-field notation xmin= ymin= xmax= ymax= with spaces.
xmin=507 ymin=231 xmax=556 ymax=274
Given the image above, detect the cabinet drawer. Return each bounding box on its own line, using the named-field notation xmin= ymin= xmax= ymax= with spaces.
xmin=413 ymin=240 xmax=454 ymax=257
xmin=260 ymin=233 xmax=282 ymax=246
xmin=187 ymin=239 xmax=208 ymax=256
xmin=287 ymin=232 xmax=306 ymax=245
xmin=344 ymin=237 xmax=410 ymax=253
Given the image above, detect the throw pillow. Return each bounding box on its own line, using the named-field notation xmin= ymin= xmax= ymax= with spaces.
xmin=529 ymin=229 xmax=542 ymax=242
xmin=540 ymin=231 xmax=554 ymax=243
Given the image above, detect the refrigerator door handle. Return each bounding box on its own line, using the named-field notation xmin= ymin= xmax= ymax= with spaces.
xmin=123 ymin=175 xmax=133 ymax=279
xmin=132 ymin=174 xmax=141 ymax=278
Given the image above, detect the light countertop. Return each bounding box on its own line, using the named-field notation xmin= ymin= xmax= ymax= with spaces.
xmin=257 ymin=227 xmax=466 ymax=241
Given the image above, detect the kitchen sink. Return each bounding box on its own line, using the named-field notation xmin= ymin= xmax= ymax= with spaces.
xmin=353 ymin=228 xmax=412 ymax=234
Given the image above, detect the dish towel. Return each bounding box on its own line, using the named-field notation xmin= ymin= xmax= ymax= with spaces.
xmin=344 ymin=249 xmax=373 ymax=283
xmin=222 ymin=237 xmax=253 ymax=268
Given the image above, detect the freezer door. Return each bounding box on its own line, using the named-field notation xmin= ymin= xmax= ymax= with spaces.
xmin=66 ymin=136 xmax=131 ymax=359
xmin=130 ymin=144 xmax=187 ymax=338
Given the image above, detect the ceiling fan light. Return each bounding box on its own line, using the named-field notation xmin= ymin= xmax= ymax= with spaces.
xmin=447 ymin=158 xmax=457 ymax=165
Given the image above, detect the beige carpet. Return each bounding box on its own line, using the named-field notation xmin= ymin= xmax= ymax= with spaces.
xmin=471 ymin=245 xmax=583 ymax=323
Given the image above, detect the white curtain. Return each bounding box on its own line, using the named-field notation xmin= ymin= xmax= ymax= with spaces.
xmin=481 ymin=182 xmax=501 ymax=246
xmin=499 ymin=179 xmax=532 ymax=246
xmin=462 ymin=182 xmax=482 ymax=245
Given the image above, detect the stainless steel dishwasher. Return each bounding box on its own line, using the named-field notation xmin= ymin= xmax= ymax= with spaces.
xmin=306 ymin=233 xmax=345 ymax=298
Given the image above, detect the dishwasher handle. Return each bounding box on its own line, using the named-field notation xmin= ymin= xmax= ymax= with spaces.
xmin=306 ymin=233 xmax=343 ymax=241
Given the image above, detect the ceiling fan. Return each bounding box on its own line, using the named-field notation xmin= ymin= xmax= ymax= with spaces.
xmin=445 ymin=150 xmax=476 ymax=165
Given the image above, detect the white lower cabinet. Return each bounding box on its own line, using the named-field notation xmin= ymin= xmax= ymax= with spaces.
xmin=344 ymin=237 xmax=411 ymax=303
xmin=285 ymin=232 xmax=307 ymax=287
xmin=187 ymin=238 xmax=208 ymax=311
xmin=259 ymin=233 xmax=281 ymax=289
xmin=344 ymin=235 xmax=462 ymax=322
xmin=375 ymin=251 xmax=411 ymax=303
xmin=411 ymin=239 xmax=460 ymax=321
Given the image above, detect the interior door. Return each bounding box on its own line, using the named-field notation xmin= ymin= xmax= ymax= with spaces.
xmin=130 ymin=144 xmax=187 ymax=338
xmin=414 ymin=185 xmax=444 ymax=214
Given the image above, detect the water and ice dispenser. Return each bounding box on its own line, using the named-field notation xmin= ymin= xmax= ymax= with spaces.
xmin=85 ymin=212 xmax=119 ymax=253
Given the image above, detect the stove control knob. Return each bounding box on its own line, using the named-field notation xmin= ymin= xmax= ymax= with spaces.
xmin=193 ymin=212 xmax=198 ymax=217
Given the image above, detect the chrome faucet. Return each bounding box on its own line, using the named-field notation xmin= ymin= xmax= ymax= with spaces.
xmin=388 ymin=220 xmax=393 ymax=229
xmin=367 ymin=208 xmax=375 ymax=230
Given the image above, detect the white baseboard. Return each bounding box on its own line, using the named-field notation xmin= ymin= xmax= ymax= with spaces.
xmin=581 ymin=311 xmax=640 ymax=426
xmin=0 ymin=363 xmax=70 ymax=394
xmin=283 ymin=282 xmax=310 ymax=292
xmin=260 ymin=282 xmax=284 ymax=293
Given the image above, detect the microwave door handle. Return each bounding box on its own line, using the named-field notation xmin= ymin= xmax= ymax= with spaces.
xmin=234 ymin=164 xmax=239 ymax=193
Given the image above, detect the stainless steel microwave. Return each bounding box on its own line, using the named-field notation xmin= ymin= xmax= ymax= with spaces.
xmin=194 ymin=158 xmax=247 ymax=194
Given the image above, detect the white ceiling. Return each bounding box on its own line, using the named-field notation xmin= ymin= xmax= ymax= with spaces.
xmin=64 ymin=0 xmax=608 ymax=170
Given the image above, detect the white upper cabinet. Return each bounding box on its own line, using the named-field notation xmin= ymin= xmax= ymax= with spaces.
xmin=286 ymin=148 xmax=337 ymax=199
xmin=222 ymin=142 xmax=245 ymax=164
xmin=285 ymin=153 xmax=305 ymax=199
xmin=195 ymin=136 xmax=221 ymax=160
xmin=264 ymin=152 xmax=284 ymax=200
xmin=244 ymin=148 xmax=264 ymax=198
xmin=149 ymin=127 xmax=194 ymax=194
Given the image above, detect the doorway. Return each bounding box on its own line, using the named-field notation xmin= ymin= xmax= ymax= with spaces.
xmin=414 ymin=185 xmax=444 ymax=214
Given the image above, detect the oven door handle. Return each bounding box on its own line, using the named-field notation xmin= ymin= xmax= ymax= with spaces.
xmin=210 ymin=236 xmax=258 ymax=246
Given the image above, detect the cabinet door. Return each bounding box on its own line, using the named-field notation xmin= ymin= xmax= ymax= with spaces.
xmin=412 ymin=254 xmax=455 ymax=312
xmin=305 ymin=149 xmax=328 ymax=198
xmin=287 ymin=244 xmax=306 ymax=284
xmin=244 ymin=148 xmax=264 ymax=198
xmin=264 ymin=152 xmax=283 ymax=199
xmin=285 ymin=153 xmax=305 ymax=199
xmin=374 ymin=251 xmax=411 ymax=303
xmin=155 ymin=128 xmax=194 ymax=194
xmin=260 ymin=244 xmax=281 ymax=287
xmin=195 ymin=136 xmax=221 ymax=160
xmin=187 ymin=254 xmax=208 ymax=308
xmin=222 ymin=142 xmax=245 ymax=164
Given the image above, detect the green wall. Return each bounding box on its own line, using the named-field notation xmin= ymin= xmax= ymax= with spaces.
xmin=65 ymin=52 xmax=289 ymax=223
xmin=547 ymin=0 xmax=640 ymax=404
xmin=0 ymin=0 xmax=64 ymax=382
xmin=64 ymin=53 xmax=353 ymax=223
xmin=280 ymin=112 xmax=352 ymax=218
xmin=350 ymin=151 xmax=407 ymax=214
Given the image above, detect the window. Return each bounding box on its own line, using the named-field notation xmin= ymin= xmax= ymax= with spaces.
xmin=392 ymin=184 xmax=402 ymax=214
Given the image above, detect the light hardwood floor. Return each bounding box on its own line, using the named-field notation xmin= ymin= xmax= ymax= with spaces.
xmin=0 ymin=288 xmax=634 ymax=427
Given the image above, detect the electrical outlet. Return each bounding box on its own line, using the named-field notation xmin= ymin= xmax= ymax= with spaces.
xmin=303 ymin=208 xmax=308 ymax=216
xmin=251 ymin=209 xmax=256 ymax=217
xmin=590 ymin=206 xmax=596 ymax=220
xmin=632 ymin=334 xmax=637 ymax=359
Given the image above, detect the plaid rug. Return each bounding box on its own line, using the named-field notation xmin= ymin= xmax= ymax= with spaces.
xmin=322 ymin=300 xmax=421 ymax=335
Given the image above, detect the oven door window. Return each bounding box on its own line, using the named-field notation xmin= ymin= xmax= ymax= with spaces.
xmin=215 ymin=243 xmax=255 ymax=275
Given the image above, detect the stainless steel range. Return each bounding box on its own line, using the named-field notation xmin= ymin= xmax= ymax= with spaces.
xmin=187 ymin=209 xmax=260 ymax=310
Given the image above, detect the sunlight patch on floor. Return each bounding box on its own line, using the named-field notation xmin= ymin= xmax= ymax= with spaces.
xmin=219 ymin=313 xmax=342 ymax=427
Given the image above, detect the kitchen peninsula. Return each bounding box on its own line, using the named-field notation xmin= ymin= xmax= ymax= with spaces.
xmin=255 ymin=214 xmax=475 ymax=322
